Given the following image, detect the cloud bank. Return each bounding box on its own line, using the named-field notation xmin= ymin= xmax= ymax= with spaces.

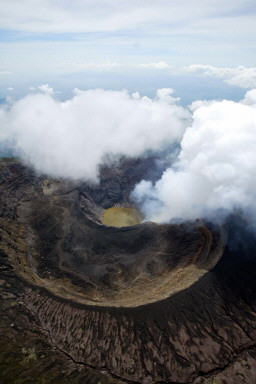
xmin=133 ymin=90 xmax=256 ymax=223
xmin=2 ymin=86 xmax=256 ymax=225
xmin=0 ymin=88 xmax=188 ymax=181
xmin=187 ymin=65 xmax=256 ymax=89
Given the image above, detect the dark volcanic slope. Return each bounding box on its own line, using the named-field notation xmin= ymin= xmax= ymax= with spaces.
xmin=1 ymin=159 xmax=256 ymax=384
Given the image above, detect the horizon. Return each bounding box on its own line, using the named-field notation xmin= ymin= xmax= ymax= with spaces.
xmin=0 ymin=0 xmax=256 ymax=103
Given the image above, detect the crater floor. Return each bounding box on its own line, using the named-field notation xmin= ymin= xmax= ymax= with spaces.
xmin=101 ymin=207 xmax=143 ymax=227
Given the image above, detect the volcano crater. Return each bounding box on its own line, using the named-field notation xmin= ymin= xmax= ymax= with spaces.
xmin=2 ymin=158 xmax=256 ymax=384
xmin=5 ymin=157 xmax=226 ymax=308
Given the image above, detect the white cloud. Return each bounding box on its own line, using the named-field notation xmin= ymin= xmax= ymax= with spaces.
xmin=138 ymin=62 xmax=171 ymax=70
xmin=0 ymin=89 xmax=189 ymax=181
xmin=6 ymin=87 xmax=14 ymax=91
xmin=1 ymin=2 xmax=255 ymax=84
xmin=0 ymin=71 xmax=11 ymax=75
xmin=37 ymin=84 xmax=55 ymax=95
xmin=62 ymin=62 xmax=120 ymax=72
xmin=240 ymin=89 xmax=256 ymax=106
xmin=61 ymin=61 xmax=173 ymax=73
xmin=189 ymin=99 xmax=216 ymax=112
xmin=131 ymin=92 xmax=141 ymax=100
xmin=156 ymin=88 xmax=180 ymax=104
xmin=60 ymin=62 xmax=256 ymax=90
xmin=187 ymin=64 xmax=256 ymax=89
xmin=0 ymin=0 xmax=251 ymax=33
xmin=29 ymin=84 xmax=59 ymax=95
xmin=3 ymin=85 xmax=256 ymax=225
xmin=133 ymin=89 xmax=256 ymax=223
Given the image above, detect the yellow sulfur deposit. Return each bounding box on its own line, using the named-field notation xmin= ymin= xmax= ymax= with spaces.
xmin=102 ymin=207 xmax=143 ymax=227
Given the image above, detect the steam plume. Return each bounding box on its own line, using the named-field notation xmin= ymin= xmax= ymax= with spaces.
xmin=0 ymin=88 xmax=189 ymax=181
xmin=133 ymin=90 xmax=256 ymax=223
xmin=1 ymin=87 xmax=256 ymax=225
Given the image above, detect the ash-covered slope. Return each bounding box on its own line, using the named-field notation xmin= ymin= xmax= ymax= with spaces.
xmin=1 ymin=159 xmax=256 ymax=384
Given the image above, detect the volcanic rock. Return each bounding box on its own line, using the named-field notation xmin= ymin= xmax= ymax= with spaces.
xmin=1 ymin=158 xmax=256 ymax=384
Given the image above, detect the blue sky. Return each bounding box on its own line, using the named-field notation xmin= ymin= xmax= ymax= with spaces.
xmin=0 ymin=0 xmax=256 ymax=103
